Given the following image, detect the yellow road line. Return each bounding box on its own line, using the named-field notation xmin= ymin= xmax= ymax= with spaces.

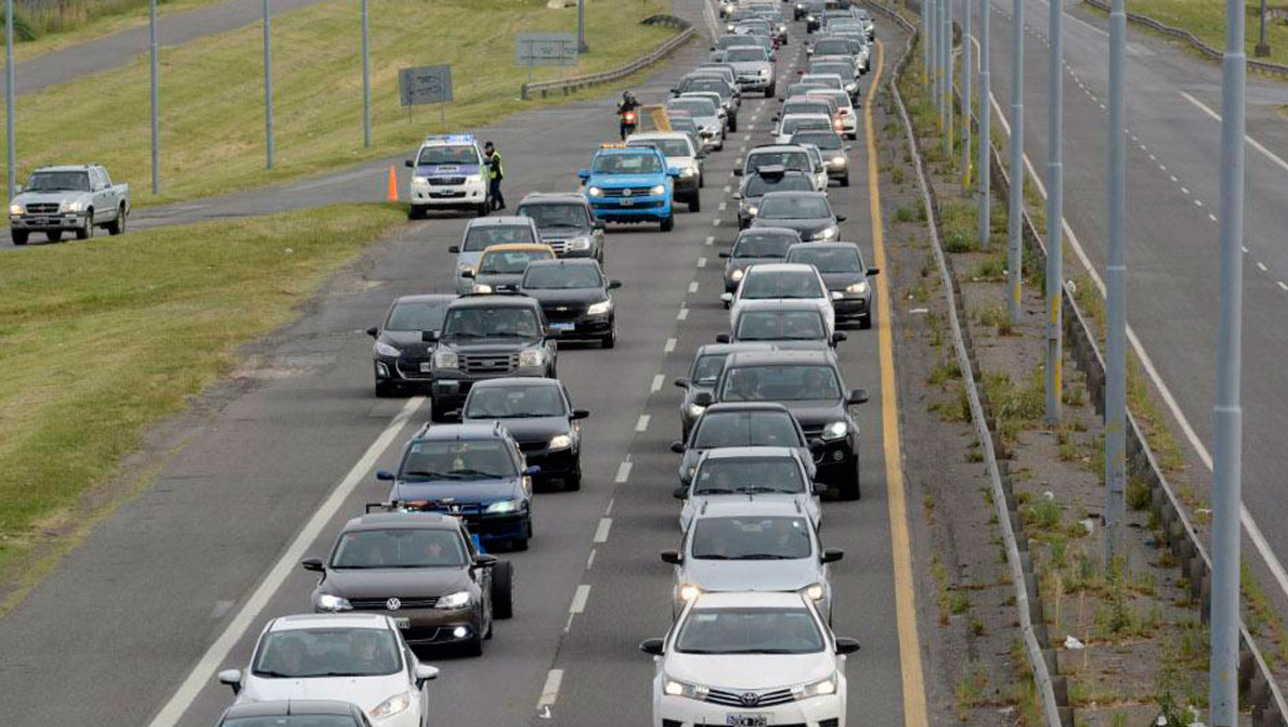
xmin=865 ymin=38 xmax=930 ymax=727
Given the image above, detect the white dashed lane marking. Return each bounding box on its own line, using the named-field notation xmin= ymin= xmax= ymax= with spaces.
xmin=615 ymin=461 xmax=633 ymax=483
xmin=689 ymin=281 xmax=700 ymax=294
xmin=664 ymin=337 xmax=676 ymax=353
xmin=1258 ymin=262 xmax=1268 ymax=272
xmin=677 ymin=307 xmax=689 ymax=321
xmin=651 ymin=373 xmax=664 ymax=393
xmin=537 ymin=670 xmax=564 ymax=709
xmin=594 ymin=517 xmax=612 ymax=543
xmin=635 ymin=414 xmax=650 ymax=432
xmin=697 ymin=257 xmax=708 ymax=268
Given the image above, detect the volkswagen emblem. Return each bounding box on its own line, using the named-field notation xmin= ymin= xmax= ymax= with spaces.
xmin=556 ymin=306 xmax=569 ymax=312
xmin=739 ymin=692 xmax=760 ymax=707
xmin=386 ymin=598 xmax=402 ymax=611
xmin=622 ymin=188 xmax=633 ymax=197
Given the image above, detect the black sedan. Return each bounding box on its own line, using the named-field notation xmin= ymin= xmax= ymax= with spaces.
xmin=750 ymin=190 xmax=846 ymax=242
xmin=216 ymin=700 xmax=370 ymax=727
xmin=786 ymin=241 xmax=880 ymax=328
xmin=720 ymin=226 xmax=802 ymax=294
xmin=462 ymin=377 xmax=589 ymax=491
xmin=518 ymin=258 xmax=621 ymax=348
xmin=367 ymin=294 xmax=454 ymax=397
xmin=733 ymin=166 xmax=817 ymax=229
xmin=671 ymin=401 xmax=820 ymax=486
xmin=674 ymin=342 xmax=774 ymax=440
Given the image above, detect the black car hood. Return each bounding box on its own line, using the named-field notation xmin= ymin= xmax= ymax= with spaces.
xmin=753 ymin=217 xmax=833 ymax=236
xmin=726 ymin=255 xmax=785 ymax=275
xmin=819 ymin=271 xmax=863 ymax=290
xmin=440 ymin=339 xmax=540 ymax=353
xmin=322 ymin=567 xmax=472 ymax=599
xmin=779 ymin=400 xmax=846 ymax=426
xmin=380 ymin=330 xmax=435 ymax=356
xmin=393 ymin=479 xmax=521 ymax=503
xmin=520 ymin=288 xmax=608 ymax=307
xmin=485 ymin=415 xmax=570 ymax=443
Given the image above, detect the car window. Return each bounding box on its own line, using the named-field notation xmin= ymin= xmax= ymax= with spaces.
xmin=725 ymin=48 xmax=768 ymax=62
xmin=385 ymin=300 xmax=449 ymax=332
xmin=814 ymin=40 xmax=851 ymax=55
xmin=740 ymin=269 xmax=825 ymax=299
xmin=692 ymin=411 xmax=802 ymax=447
xmin=783 ymin=102 xmax=832 ymax=117
xmin=693 ymin=457 xmax=806 ymax=495
xmin=792 ymin=132 xmax=843 ymax=150
xmin=667 ymin=99 xmax=717 ymax=117
xmin=690 ymin=516 xmax=812 ymax=559
xmin=747 ymin=151 xmax=809 ymax=174
xmin=463 ymin=225 xmax=536 ymax=251
xmin=331 ymin=528 xmax=468 ymax=568
xmin=684 ymin=79 xmax=729 ymax=96
xmin=442 ymin=307 xmax=541 ymax=339
xmin=479 ymin=249 xmax=551 ymax=274
xmin=745 ymin=174 xmax=816 ymax=198
xmin=252 ymin=627 xmax=401 ymax=678
xmin=465 ymin=383 xmax=568 ymax=418
xmin=789 ymin=246 xmax=862 ymax=273
xmin=592 ymin=152 xmax=663 ymax=175
xmin=26 ymin=171 xmax=90 ymax=192
xmin=522 ymin=263 xmax=602 ymax=290
xmin=736 ymin=310 xmax=827 ymax=340
xmin=416 ymin=145 xmax=478 ymax=166
xmin=720 ymin=364 xmax=842 ymax=402
xmin=519 ymin=203 xmax=590 ymax=229
xmin=674 ymin=607 xmax=824 ymax=654
xmin=628 ymin=139 xmax=692 ymax=158
xmin=733 ymin=232 xmax=798 ymax=258
xmin=781 ymin=116 xmax=831 ymax=136
xmin=222 ymin=717 xmax=360 ymax=727
xmin=691 ymin=353 xmax=728 ymax=386
xmin=400 ymin=439 xmax=518 ymax=480
xmin=758 ymin=196 xmax=831 ymax=220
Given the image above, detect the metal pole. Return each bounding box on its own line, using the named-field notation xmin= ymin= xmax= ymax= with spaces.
xmin=1044 ymin=0 xmax=1063 ymax=424
xmin=361 ymin=0 xmax=370 ymax=148
xmin=923 ymin=0 xmax=932 ymax=84
xmin=577 ymin=0 xmax=588 ymax=53
xmin=977 ymin=0 xmax=991 ymax=246
xmin=1006 ymin=0 xmax=1023 ymax=322
xmin=938 ymin=0 xmax=948 ymax=139
xmin=1104 ymin=0 xmax=1127 ymax=567
xmin=263 ymin=0 xmax=274 ymax=170
xmin=962 ymin=0 xmax=972 ymax=189
xmin=1209 ymin=0 xmax=1246 ymax=721
xmin=946 ymin=0 xmax=953 ymax=154
xmin=150 ymin=0 xmax=159 ymax=195
xmin=5 ymin=0 xmax=14 ymax=201
xmin=1256 ymin=0 xmax=1271 ymax=57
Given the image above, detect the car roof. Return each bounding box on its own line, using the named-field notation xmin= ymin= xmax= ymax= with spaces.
xmin=743 ymin=262 xmax=821 ymax=275
xmin=759 ymin=191 xmax=829 ymax=202
xmin=518 ymin=192 xmax=590 ymax=206
xmin=221 ymin=700 xmax=361 ymax=719
xmin=734 ymin=299 xmax=829 ymax=313
xmin=736 ymin=226 xmax=804 ymax=239
xmin=596 ymin=146 xmax=663 ymax=157
xmin=627 ymin=131 xmax=694 ymax=143
xmin=344 ymin=511 xmax=460 ymax=532
xmin=466 ymin=216 xmax=534 ymax=228
xmin=695 ymin=342 xmax=777 ymax=356
xmin=414 ymin=421 xmax=511 ymax=440
xmin=691 ymin=590 xmax=811 ymax=609
xmin=703 ymin=401 xmax=795 ymax=414
xmin=788 ymin=241 xmax=861 ymax=252
xmin=749 ymin=144 xmax=808 ymax=153
xmin=269 ymin=612 xmax=392 ymax=631
xmin=480 ymin=243 xmax=554 ymax=253
xmin=447 ymin=295 xmax=539 ymax=309
xmin=393 ymin=293 xmax=456 ymax=306
xmin=696 ymin=498 xmax=810 ymax=519
xmin=35 ymin=165 xmax=93 ymax=172
xmin=524 ymin=257 xmax=600 ymax=272
xmin=469 ymin=376 xmax=563 ymax=390
xmin=725 ymin=349 xmax=835 ymax=367
xmin=699 ymin=445 xmax=798 ymax=460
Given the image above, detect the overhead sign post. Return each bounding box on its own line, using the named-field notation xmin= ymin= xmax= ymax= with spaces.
xmin=515 ymin=33 xmax=579 ymax=84
xmin=399 ymin=64 xmax=453 ymax=126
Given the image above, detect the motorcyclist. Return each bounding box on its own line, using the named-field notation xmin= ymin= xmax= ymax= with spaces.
xmin=617 ymin=91 xmax=641 ymax=141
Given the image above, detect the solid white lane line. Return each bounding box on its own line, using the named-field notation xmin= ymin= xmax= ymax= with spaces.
xmin=689 ymin=281 xmax=700 ymax=294
xmin=1179 ymin=90 xmax=1288 ymax=176
xmin=144 ymin=396 xmax=427 ymax=727
xmin=697 ymin=257 xmax=708 ymax=268
xmin=677 ymin=307 xmax=690 ymax=321
xmin=537 ymin=669 xmax=565 ymax=709
xmin=664 ymin=337 xmax=677 ymax=352
xmin=651 ymin=373 xmax=665 ymax=393
xmin=569 ymin=585 xmax=591 ymax=614
xmin=615 ymin=461 xmax=633 ymax=483
xmin=636 ymin=414 xmax=651 ymax=432
xmin=594 ymin=518 xmax=612 ymax=543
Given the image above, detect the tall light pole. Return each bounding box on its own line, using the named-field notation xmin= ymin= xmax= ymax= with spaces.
xmin=263 ymin=0 xmax=274 ymax=170
xmin=1209 ymin=0 xmax=1247 ymax=722
xmin=939 ymin=0 xmax=948 ymax=142
xmin=5 ymin=0 xmax=14 ymax=201
xmin=977 ymin=0 xmax=991 ymax=246
xmin=150 ymin=0 xmax=159 ymax=194
xmin=1006 ymin=0 xmax=1024 ymax=323
xmin=1104 ymin=0 xmax=1127 ymax=567
xmin=945 ymin=0 xmax=953 ymax=155
xmin=1256 ymin=0 xmax=1271 ymax=58
xmin=923 ymin=0 xmax=933 ymax=84
xmin=962 ymin=0 xmax=972 ymax=189
xmin=361 ymin=0 xmax=370 ymax=148
xmin=577 ymin=0 xmax=588 ymax=53
xmin=1044 ymin=0 xmax=1063 ymax=424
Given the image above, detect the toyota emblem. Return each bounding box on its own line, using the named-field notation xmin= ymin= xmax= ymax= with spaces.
xmin=386 ymin=598 xmax=402 ymax=611
xmin=739 ymin=693 xmax=760 ymax=707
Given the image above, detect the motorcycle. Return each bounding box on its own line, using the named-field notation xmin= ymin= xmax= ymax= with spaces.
xmin=619 ymin=109 xmax=638 ymax=140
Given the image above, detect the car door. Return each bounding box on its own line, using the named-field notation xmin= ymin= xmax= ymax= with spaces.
xmin=91 ymin=168 xmax=114 ymax=216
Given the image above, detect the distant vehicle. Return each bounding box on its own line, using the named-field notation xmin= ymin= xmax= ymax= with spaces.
xmin=724 ymin=261 xmax=839 ymax=336
xmin=790 ymin=129 xmax=852 ymax=184
xmin=720 ymin=226 xmax=803 ymax=288
xmin=672 ymin=401 xmax=820 ymax=486
xmin=367 ymin=294 xmax=455 ymax=397
xmin=463 ymin=243 xmax=556 ymax=295
xmin=748 ymin=191 xmax=845 ymax=243
xmin=578 ymin=145 xmax=680 ymax=232
xmin=674 ymin=342 xmax=776 ymax=439
xmin=515 ymin=192 xmax=607 ymax=264
xmin=723 ymin=299 xmax=845 ymax=350
xmin=8 ymin=164 xmax=128 ymax=245
xmin=665 ymin=97 xmax=726 ymax=152
xmin=627 ymin=131 xmax=705 ymax=213
xmin=405 ymin=133 xmax=491 ymax=218
xmin=449 ymin=216 xmax=542 ymax=295
xmin=463 ymin=376 xmax=590 ymax=490
xmin=722 ymin=45 xmax=777 ymax=97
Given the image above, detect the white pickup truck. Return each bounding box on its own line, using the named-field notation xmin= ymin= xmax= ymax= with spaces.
xmin=8 ymin=164 xmax=129 ymax=245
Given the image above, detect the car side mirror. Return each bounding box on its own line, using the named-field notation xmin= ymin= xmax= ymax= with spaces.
xmin=301 ymin=557 xmax=325 ymax=572
xmin=608 ymin=279 xmax=623 ymax=290
xmin=217 ymin=669 xmax=242 ymax=695
xmin=671 ymin=87 xmax=680 ymax=93
xmin=404 ymin=159 xmax=414 ymax=168
xmin=640 ymin=638 xmax=666 ymax=656
xmin=822 ymin=548 xmax=844 ymax=563
xmin=366 ymin=326 xmax=379 ymax=338
xmin=524 ymin=465 xmax=542 ymax=476
xmin=831 ymin=291 xmax=844 ymax=301
xmin=660 ymin=550 xmax=683 ymax=565
xmin=834 ymin=637 xmax=861 ymax=655
xmin=448 ymin=245 xmax=461 ymax=253
xmin=11 ymin=184 xmax=20 ymax=194
xmin=670 ymin=440 xmax=687 ymax=454
xmin=577 ymin=169 xmax=590 ymax=181
xmin=867 ymin=266 xmax=881 ymax=276
xmin=460 ymin=269 xmax=475 ymax=279
xmin=731 ymin=192 xmax=742 ymax=200
xmin=376 ymin=470 xmax=395 ymax=481
xmin=673 ymin=486 xmax=689 ymax=500
xmin=716 ymin=333 xmax=731 ymax=344
xmin=813 ymin=482 xmax=829 ymax=496
xmin=593 ymin=220 xmax=607 ymax=231
xmin=718 ymin=252 xmax=731 ymax=259
xmin=422 ymin=330 xmax=438 ymax=343
xmin=475 ymin=553 xmax=498 ymax=567
xmin=807 ymin=437 xmax=824 ymax=453
xmin=415 ymin=664 xmax=440 ymax=688
xmin=831 ymin=332 xmax=847 ymax=344
xmin=835 ymin=213 xmax=848 ymax=222
xmin=844 ymin=144 xmax=853 ymax=151
xmin=667 ymin=167 xmax=681 ymax=178
xmin=571 ymin=408 xmax=591 ymax=420
xmin=693 ymin=391 xmax=713 ymax=407
xmin=720 ymin=292 xmax=734 ymax=303
xmin=673 ymin=377 xmax=690 ymax=389
xmin=848 ymin=388 xmax=869 ymax=405
xmin=732 ymin=167 xmax=743 ymax=176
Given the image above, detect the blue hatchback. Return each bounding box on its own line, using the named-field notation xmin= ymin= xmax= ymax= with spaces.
xmin=578 ymin=145 xmax=680 ymax=232
xmin=378 ymin=421 xmax=538 ymax=551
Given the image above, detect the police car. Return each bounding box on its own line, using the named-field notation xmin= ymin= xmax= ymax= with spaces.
xmin=577 ymin=144 xmax=680 ymax=232
xmin=405 ymin=134 xmax=491 ymax=218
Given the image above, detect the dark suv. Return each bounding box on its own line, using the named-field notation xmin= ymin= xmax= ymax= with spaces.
xmin=698 ymin=350 xmax=868 ymax=499
xmin=428 ymin=295 xmax=558 ymax=422
xmin=302 ymin=511 xmax=513 ymax=655
xmin=515 ymin=192 xmax=606 ymax=264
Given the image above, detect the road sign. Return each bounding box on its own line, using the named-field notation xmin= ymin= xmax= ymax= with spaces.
xmin=399 ymin=64 xmax=453 ymax=106
xmin=515 ymin=33 xmax=579 ymax=67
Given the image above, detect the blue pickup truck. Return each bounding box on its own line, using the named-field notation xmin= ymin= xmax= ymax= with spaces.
xmin=577 ymin=145 xmax=679 ymax=232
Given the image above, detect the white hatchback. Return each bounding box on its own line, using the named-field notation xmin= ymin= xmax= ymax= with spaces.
xmin=724 ymin=263 xmax=839 ymax=336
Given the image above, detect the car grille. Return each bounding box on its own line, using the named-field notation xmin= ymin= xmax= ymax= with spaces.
xmin=543 ymin=304 xmax=587 ymax=322
xmin=705 ymin=687 xmax=796 ymax=708
xmin=517 ymin=440 xmax=547 ymax=453
xmin=460 ymin=353 xmax=519 ymax=375
xmin=543 ymin=238 xmax=571 ymax=255
xmin=427 ymin=176 xmax=467 ymax=186
xmin=349 ymin=596 xmax=441 ymax=610
xmin=597 ymin=200 xmax=664 ymax=209
xmin=601 ymin=186 xmax=655 ymax=198
xmin=395 ymin=358 xmax=434 ymax=380
xmin=24 ymin=203 xmax=60 ymax=214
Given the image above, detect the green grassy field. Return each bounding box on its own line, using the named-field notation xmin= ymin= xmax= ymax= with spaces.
xmin=11 ymin=0 xmax=228 ymax=61
xmin=0 ymin=205 xmax=405 ymax=594
xmin=4 ymin=0 xmax=675 ymax=206
xmin=1121 ymin=0 xmax=1288 ymax=67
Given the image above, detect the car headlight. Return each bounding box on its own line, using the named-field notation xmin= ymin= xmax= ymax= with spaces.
xmin=680 ymin=167 xmax=696 ymax=178
xmin=8 ymin=203 xmax=20 ymax=215
xmin=846 ymin=281 xmax=869 ymax=294
xmin=650 ymin=184 xmax=666 ymax=196
xmin=678 ymin=584 xmax=702 ymax=602
xmin=483 ymin=500 xmax=521 ymax=515
xmin=730 ymin=268 xmax=745 ymax=282
xmin=846 ymin=83 xmax=857 ymax=92
xmin=432 ymin=591 xmax=473 ymax=614
xmin=793 ymin=673 xmax=838 ymax=700
xmin=587 ymin=300 xmax=612 ymax=316
xmin=832 ymin=155 xmax=847 ymax=167
xmin=61 ymin=200 xmax=84 ymax=213
xmin=815 ymin=226 xmax=838 ymax=240
xmin=663 ymin=676 xmax=710 ymax=700
xmin=434 ymin=350 xmax=458 ymax=369
xmin=472 ymin=283 xmax=494 ymax=294
xmin=549 ymin=434 xmax=573 ymax=451
xmin=518 ymin=349 xmax=545 ymax=368
xmin=804 ymin=583 xmax=826 ymax=601
xmin=779 ymin=24 xmax=787 ymax=32
xmin=568 ymin=235 xmax=592 ymax=250
xmin=412 ymin=176 xmax=429 ymax=185
xmin=821 ymin=420 xmax=849 ymax=441
xmin=747 ymin=205 xmax=759 ymax=216
xmin=316 ymin=593 xmax=352 ymax=612
xmin=374 ymin=341 xmax=401 ymax=358
xmin=588 ymin=186 xmax=603 ymax=197
xmin=371 ymin=691 xmax=412 ymax=719
xmin=760 ymin=68 xmax=772 ymax=77
xmin=686 ymin=402 xmax=707 ymax=419
xmin=807 ymin=15 xmax=815 ymax=21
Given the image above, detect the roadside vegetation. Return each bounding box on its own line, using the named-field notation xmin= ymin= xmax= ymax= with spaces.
xmin=2 ymin=0 xmax=675 ymax=206
xmin=9 ymin=0 xmax=227 ymax=62
xmin=1092 ymin=1 xmax=1288 ymax=68
xmin=0 ymin=205 xmax=405 ymax=602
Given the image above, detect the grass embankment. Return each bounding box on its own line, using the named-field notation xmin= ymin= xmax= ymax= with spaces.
xmin=11 ymin=0 xmax=227 ymax=63
xmin=0 ymin=205 xmax=405 ymax=592
xmin=1116 ymin=0 xmax=1288 ymax=68
xmin=3 ymin=0 xmax=675 ymax=206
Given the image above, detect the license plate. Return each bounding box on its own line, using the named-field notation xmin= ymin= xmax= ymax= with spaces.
xmin=618 ymin=199 xmax=634 ymax=206
xmin=33 ymin=217 xmax=51 ymax=225
xmin=550 ymin=322 xmax=575 ymax=331
xmin=726 ymin=715 xmax=768 ymax=727
xmin=420 ymin=362 xmax=433 ymax=373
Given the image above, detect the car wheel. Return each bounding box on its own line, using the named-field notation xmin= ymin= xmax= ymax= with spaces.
xmin=77 ymin=213 xmax=94 ymax=240
xmin=729 ymin=118 xmax=738 ymax=133
xmin=689 ymin=194 xmax=701 ymax=213
xmin=11 ymin=229 xmax=27 ymax=245
xmin=408 ymin=205 xmax=424 ymax=220
xmin=106 ymin=204 xmax=126 ymax=235
xmin=602 ymin=320 xmax=616 ymax=349
xmin=461 ymin=632 xmax=484 ymax=657
xmin=476 ymin=202 xmax=489 ymax=217
xmin=565 ymin=464 xmax=583 ymax=491
xmin=839 ymin=457 xmax=861 ymax=501
xmin=375 ymin=380 xmax=397 ymax=398
xmin=511 ymin=534 xmax=529 ymax=552
xmin=841 ymin=175 xmax=850 ymax=188
xmin=764 ymin=84 xmax=775 ymax=98
xmin=698 ymin=173 xmax=705 ymax=189
xmin=47 ymin=230 xmax=62 ymax=243
xmin=860 ymin=313 xmax=872 ymax=330
xmin=492 ymin=561 xmax=515 ymax=618
xmin=660 ymin=214 xmax=674 ymax=233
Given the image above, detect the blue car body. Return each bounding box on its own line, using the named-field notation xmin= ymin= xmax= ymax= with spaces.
xmin=577 ymin=146 xmax=679 ymax=228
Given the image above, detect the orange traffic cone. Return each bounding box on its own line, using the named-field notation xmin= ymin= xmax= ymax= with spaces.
xmin=386 ymin=165 xmax=398 ymax=203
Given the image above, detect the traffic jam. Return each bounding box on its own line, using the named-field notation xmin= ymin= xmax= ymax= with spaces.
xmin=212 ymin=2 xmax=884 ymax=726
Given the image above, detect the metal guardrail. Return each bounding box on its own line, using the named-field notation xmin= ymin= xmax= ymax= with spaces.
xmin=520 ymin=25 xmax=696 ymax=100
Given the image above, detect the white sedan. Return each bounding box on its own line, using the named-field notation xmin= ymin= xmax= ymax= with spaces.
xmin=723 ymin=262 xmax=839 ymax=336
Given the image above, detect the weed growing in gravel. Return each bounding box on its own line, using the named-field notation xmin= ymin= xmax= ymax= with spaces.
xmin=972 ymin=254 xmax=1006 ymax=281
xmin=927 ymin=358 xmax=962 ymax=388
xmin=894 ymin=205 xmax=917 ymax=223
xmin=976 ymin=304 xmax=1016 ymax=336
xmin=954 ymin=668 xmax=990 ymax=721
xmin=949 ymin=590 xmax=972 ymax=615
xmin=1126 ymin=475 xmax=1152 ymax=511
xmin=939 ymin=199 xmax=978 ymax=253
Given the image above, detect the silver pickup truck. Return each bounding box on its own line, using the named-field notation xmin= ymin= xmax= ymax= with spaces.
xmin=8 ymin=164 xmax=129 ymax=245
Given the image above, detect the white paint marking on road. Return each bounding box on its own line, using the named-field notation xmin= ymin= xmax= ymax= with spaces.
xmin=208 ymin=600 xmax=235 ymax=620
xmin=651 ymin=373 xmax=665 ymax=393
xmin=615 ymin=461 xmax=633 ymax=483
xmin=689 ymin=280 xmax=700 ymax=294
xmin=1179 ymin=90 xmax=1288 ymax=176
xmin=1181 ymin=187 xmax=1190 ymax=195
xmin=1170 ymin=175 xmax=1179 ymax=183
xmin=636 ymin=414 xmax=651 ymax=432
xmin=1194 ymin=199 xmax=1203 ymax=207
xmin=723 ymin=185 xmax=731 ymax=193
xmin=1098 ymin=103 xmax=1106 ymax=110
xmin=1278 ymin=281 xmax=1288 ymax=291
xmin=697 ymin=257 xmax=708 ymax=268
xmin=1148 ymin=154 xmax=1156 ymax=161
xmin=537 ymin=669 xmax=565 ymax=709
xmin=604 ymin=498 xmax=614 ymax=516
xmin=664 ymin=337 xmax=676 ymax=353
xmin=569 ymin=585 xmax=591 ymax=614
xmin=1209 ymin=213 xmax=1218 ymax=223
xmin=677 ymin=307 xmax=689 ymax=321
xmin=718 ymin=201 xmax=728 ymax=211
xmin=704 ymin=235 xmax=714 ymax=246
xmin=144 ymin=396 xmax=427 ymax=727
xmin=1258 ymin=262 xmax=1268 ymax=272
xmin=712 ymin=218 xmax=721 ymax=227
xmin=1160 ymin=164 xmax=1167 ymax=172
xmin=586 ymin=548 xmax=596 ymax=571
xmin=594 ymin=518 xmax=612 ymax=543
xmin=1244 ymin=246 xmax=1250 ymax=254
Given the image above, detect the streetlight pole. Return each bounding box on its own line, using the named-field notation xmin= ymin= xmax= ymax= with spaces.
xmin=1209 ymin=0 xmax=1247 ymax=722
xmin=150 ymin=0 xmax=159 ymax=194
xmin=962 ymin=0 xmax=972 ymax=189
xmin=1104 ymin=0 xmax=1127 ymax=567
xmin=977 ymin=0 xmax=991 ymax=246
xmin=1044 ymin=0 xmax=1063 ymax=425
xmin=945 ymin=0 xmax=953 ymax=155
xmin=1006 ymin=0 xmax=1024 ymax=323
xmin=939 ymin=0 xmax=948 ymax=144
xmin=577 ymin=0 xmax=588 ymax=53
xmin=5 ymin=0 xmax=14 ymax=201
xmin=361 ymin=0 xmax=370 ymax=148
xmin=1256 ymin=0 xmax=1271 ymax=58
xmin=924 ymin=0 xmax=933 ymax=85
xmin=263 ymin=0 xmax=274 ymax=170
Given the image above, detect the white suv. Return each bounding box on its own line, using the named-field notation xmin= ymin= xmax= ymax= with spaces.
xmin=405 ymin=133 xmax=491 ymax=218
xmin=640 ymin=591 xmax=859 ymax=727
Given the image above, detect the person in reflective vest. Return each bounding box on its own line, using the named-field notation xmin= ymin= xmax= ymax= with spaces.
xmin=484 ymin=141 xmax=505 ymax=211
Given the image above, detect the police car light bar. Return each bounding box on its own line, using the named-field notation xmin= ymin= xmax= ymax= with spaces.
xmin=425 ymin=133 xmax=476 ymax=144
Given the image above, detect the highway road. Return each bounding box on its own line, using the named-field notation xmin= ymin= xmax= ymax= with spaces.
xmin=957 ymin=0 xmax=1288 ymax=606
xmin=0 ymin=8 xmax=923 ymax=727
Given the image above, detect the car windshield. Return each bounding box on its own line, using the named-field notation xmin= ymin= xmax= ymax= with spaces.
xmin=479 ymin=249 xmax=551 ymax=274
xmin=693 ymin=411 xmax=801 ymax=448
xmin=26 ymin=171 xmax=89 ymax=192
xmin=759 ymin=196 xmax=831 ymax=220
xmin=691 ymin=354 xmax=727 ymax=386
xmin=745 ymin=174 xmax=815 ymax=199
xmin=463 ymin=225 xmax=535 ymax=251
xmin=813 ymin=63 xmax=855 ymax=78
xmin=814 ymin=40 xmax=851 ymax=55
xmin=628 ymin=139 xmax=692 ymax=158
xmin=719 ymin=36 xmax=760 ymax=49
xmin=693 ymin=457 xmax=805 ymax=495
xmin=223 ymin=717 xmax=359 ymax=727
xmin=781 ymin=117 xmax=831 ymax=136
xmin=792 ymin=132 xmax=843 ymax=150
xmin=519 ymin=203 xmax=590 ymax=229
xmin=592 ymin=152 xmax=663 ymax=174
xmin=252 ymin=627 xmax=401 ymax=678
xmin=330 ymin=528 xmax=467 ymax=569
xmin=442 ymin=306 xmax=541 ymax=339
xmin=399 ymin=439 xmax=516 ymax=480
xmin=668 ymin=99 xmax=716 ymax=117
xmin=736 ymin=310 xmax=827 ymax=340
xmin=691 ymin=516 xmax=812 ymax=559
xmin=812 ymin=90 xmax=851 ymax=107
xmin=523 ymin=263 xmax=603 ymax=290
xmin=386 ymin=300 xmax=449 ymax=332
xmin=804 ymin=77 xmax=844 ymax=90
xmin=684 ymin=79 xmax=729 ymax=96
xmin=747 ymin=151 xmax=809 ymax=174
xmin=465 ymin=383 xmax=567 ymax=418
xmin=784 ymin=102 xmax=831 ymax=117
xmin=733 ymin=233 xmax=797 ymax=258
xmin=417 ymin=145 xmax=478 ymax=166
xmin=790 ymin=246 xmax=862 ymax=273
xmin=725 ymin=48 xmax=767 ymax=62
xmin=741 ymin=269 xmax=824 ymax=299
xmin=721 ymin=364 xmax=842 ymax=402
xmin=675 ymin=607 xmax=824 ymax=654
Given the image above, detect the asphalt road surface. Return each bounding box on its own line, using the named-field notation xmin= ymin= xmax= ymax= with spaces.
xmin=0 ymin=10 xmax=921 ymax=727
